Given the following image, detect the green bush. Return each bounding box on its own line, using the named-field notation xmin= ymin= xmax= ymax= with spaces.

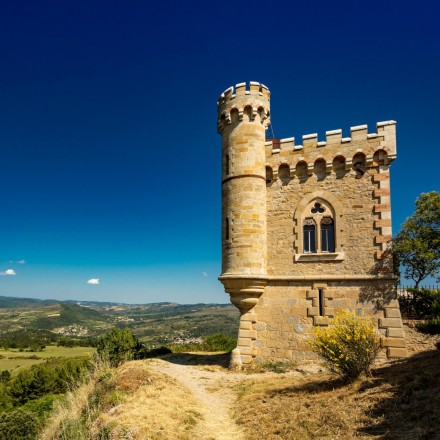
xmin=398 ymin=288 xmax=440 ymax=319
xmin=203 ymin=333 xmax=236 ymax=352
xmin=416 ymin=316 xmax=440 ymax=335
xmin=8 ymin=357 xmax=89 ymax=405
xmin=96 ymin=328 xmax=137 ymax=367
xmin=0 ymin=409 xmax=39 ymax=439
xmin=310 ymin=311 xmax=381 ymax=381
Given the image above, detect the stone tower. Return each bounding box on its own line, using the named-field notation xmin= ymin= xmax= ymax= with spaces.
xmin=217 ymin=81 xmax=407 ymax=368
xmin=217 ymin=82 xmax=271 ymax=367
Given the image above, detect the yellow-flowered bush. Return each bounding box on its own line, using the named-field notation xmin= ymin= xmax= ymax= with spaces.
xmin=310 ymin=310 xmax=381 ymax=381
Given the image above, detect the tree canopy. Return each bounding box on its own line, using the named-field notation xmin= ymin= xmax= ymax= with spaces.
xmin=393 ymin=191 xmax=440 ymax=287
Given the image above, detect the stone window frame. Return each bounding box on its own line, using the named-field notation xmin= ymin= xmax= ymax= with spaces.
xmin=294 ymin=191 xmax=345 ymax=262
xmin=307 ymin=285 xmax=334 ymax=326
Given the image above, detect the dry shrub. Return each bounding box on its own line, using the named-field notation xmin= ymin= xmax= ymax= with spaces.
xmin=114 ymin=362 xmax=152 ymax=392
xmin=310 ymin=310 xmax=381 ymax=381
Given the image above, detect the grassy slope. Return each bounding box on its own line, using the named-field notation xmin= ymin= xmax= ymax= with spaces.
xmin=0 ymin=346 xmax=95 ymax=375
xmin=41 ymin=347 xmax=440 ymax=440
xmin=40 ymin=360 xmax=206 ymax=440
xmin=235 ymin=349 xmax=440 ymax=440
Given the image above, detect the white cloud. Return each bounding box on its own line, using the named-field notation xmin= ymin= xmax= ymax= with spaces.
xmin=0 ymin=269 xmax=16 ymax=276
xmin=16 ymin=260 xmax=26 ymax=264
xmin=202 ymin=272 xmax=209 ymax=277
xmin=87 ymin=278 xmax=100 ymax=285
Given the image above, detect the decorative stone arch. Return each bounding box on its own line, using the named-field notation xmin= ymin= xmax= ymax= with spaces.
xmin=373 ymin=149 xmax=389 ymax=166
xmin=293 ymin=191 xmax=346 ymax=261
xmin=278 ymin=163 xmax=291 ymax=186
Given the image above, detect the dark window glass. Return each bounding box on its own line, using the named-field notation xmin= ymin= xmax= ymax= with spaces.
xmin=321 ymin=218 xmax=335 ymax=252
xmin=303 ymin=219 xmax=316 ymax=253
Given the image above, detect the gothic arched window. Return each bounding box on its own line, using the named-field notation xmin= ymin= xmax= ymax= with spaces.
xmin=303 ymin=219 xmax=316 ymax=253
xmin=321 ymin=218 xmax=335 ymax=252
xmin=294 ymin=193 xmax=345 ymax=261
xmin=302 ymin=203 xmax=335 ymax=254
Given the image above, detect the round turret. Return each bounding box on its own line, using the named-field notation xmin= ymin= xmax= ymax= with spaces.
xmin=218 ymin=81 xmax=271 ymax=277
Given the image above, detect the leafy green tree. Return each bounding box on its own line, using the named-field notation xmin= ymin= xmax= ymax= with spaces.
xmin=0 ymin=370 xmax=11 ymax=384
xmin=96 ymin=328 xmax=137 ymax=367
xmin=393 ymin=191 xmax=440 ymax=287
xmin=0 ymin=409 xmax=39 ymax=439
xmin=8 ymin=367 xmax=54 ymax=405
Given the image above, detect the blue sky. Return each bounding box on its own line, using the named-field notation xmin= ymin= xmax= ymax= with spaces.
xmin=0 ymin=1 xmax=439 ymax=303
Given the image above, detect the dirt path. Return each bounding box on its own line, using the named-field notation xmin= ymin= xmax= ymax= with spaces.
xmin=148 ymin=354 xmax=247 ymax=440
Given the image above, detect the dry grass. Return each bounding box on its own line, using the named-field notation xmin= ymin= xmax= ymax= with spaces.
xmin=234 ymin=350 xmax=440 ymax=440
xmin=93 ymin=361 xmax=204 ymax=439
xmin=38 ymin=359 xmax=111 ymax=440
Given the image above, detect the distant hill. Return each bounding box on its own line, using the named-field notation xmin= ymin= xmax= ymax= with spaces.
xmin=32 ymin=302 xmax=110 ymax=330
xmin=0 ymin=296 xmax=59 ymax=308
xmin=0 ymin=295 xmax=239 ymax=344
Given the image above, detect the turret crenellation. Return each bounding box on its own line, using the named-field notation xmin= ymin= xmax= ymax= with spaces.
xmin=217 ymin=81 xmax=271 ymax=134
xmin=265 ymin=121 xmax=396 ymax=175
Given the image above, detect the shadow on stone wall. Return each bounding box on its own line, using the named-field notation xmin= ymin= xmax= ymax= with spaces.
xmin=359 ymin=248 xmax=398 ymax=312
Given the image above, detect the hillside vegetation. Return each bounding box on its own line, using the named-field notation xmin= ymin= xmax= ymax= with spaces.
xmin=38 ymin=346 xmax=440 ymax=440
xmin=0 ymin=296 xmax=239 ymax=346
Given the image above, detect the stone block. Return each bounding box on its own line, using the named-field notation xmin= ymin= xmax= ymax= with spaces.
xmin=314 ymin=316 xmax=329 ymax=326
xmin=387 ymin=347 xmax=408 ymax=358
xmin=374 ymin=203 xmax=391 ymax=212
xmin=237 ymin=338 xmax=252 ymax=347
xmin=384 ymin=299 xmax=399 ymax=308
xmin=386 ymin=328 xmax=404 ymax=338
xmin=374 ymin=219 xmax=391 ymax=228
xmin=375 ymin=234 xmax=392 ymax=244
xmin=239 ymin=330 xmax=257 ymax=339
xmin=294 ymin=324 xmax=305 ymax=333
xmin=306 ymin=290 xmax=318 ymax=299
xmin=287 ymin=316 xmax=300 ymax=324
xmin=373 ymin=173 xmax=389 ymax=182
xmin=237 ymin=346 xmax=254 ymax=355
xmin=379 ymin=318 xmax=402 ymax=328
xmin=291 ymin=307 xmax=309 ymax=315
xmin=374 ymin=188 xmax=390 ymax=197
xmin=241 ymin=314 xmax=257 ymax=323
xmin=382 ymin=337 xmax=406 ymax=348
xmin=255 ymin=322 xmax=266 ymax=331
xmin=240 ymin=321 xmax=253 ymax=331
xmin=324 ymin=307 xmax=335 ymax=317
xmin=307 ymin=307 xmax=319 ymax=317
xmin=384 ymin=308 xmax=401 ymax=319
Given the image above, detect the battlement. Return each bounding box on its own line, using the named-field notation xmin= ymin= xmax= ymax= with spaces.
xmin=265 ymin=121 xmax=396 ymax=177
xmin=217 ymin=82 xmax=271 ymax=134
xmin=217 ymin=81 xmax=270 ymax=106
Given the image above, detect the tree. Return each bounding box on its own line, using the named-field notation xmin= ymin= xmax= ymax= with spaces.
xmin=96 ymin=328 xmax=137 ymax=367
xmin=393 ymin=191 xmax=440 ymax=287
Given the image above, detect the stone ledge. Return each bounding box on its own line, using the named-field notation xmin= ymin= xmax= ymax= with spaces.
xmin=294 ymin=252 xmax=345 ymax=262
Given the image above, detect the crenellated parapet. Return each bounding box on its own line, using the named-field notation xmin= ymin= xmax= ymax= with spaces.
xmin=217 ymin=81 xmax=271 ymax=133
xmin=265 ymin=121 xmax=396 ymax=179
